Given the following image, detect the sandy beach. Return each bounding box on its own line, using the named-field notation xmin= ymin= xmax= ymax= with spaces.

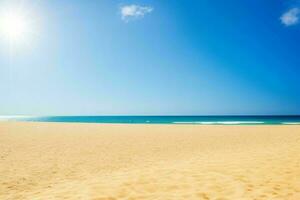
xmin=0 ymin=122 xmax=300 ymax=200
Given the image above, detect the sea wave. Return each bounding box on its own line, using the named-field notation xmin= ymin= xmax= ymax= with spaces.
xmin=0 ymin=115 xmax=33 ymax=119
xmin=0 ymin=116 xmax=31 ymax=121
xmin=282 ymin=122 xmax=300 ymax=125
xmin=216 ymin=121 xmax=264 ymax=124
xmin=172 ymin=122 xmax=206 ymax=124
xmin=173 ymin=121 xmax=264 ymax=125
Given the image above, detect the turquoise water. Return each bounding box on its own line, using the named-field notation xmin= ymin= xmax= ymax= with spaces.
xmin=1 ymin=116 xmax=300 ymax=125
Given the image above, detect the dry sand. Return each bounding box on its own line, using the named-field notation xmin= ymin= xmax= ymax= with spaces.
xmin=0 ymin=122 xmax=300 ymax=200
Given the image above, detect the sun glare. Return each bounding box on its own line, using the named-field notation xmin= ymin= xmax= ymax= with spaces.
xmin=0 ymin=9 xmax=33 ymax=45
xmin=2 ymin=12 xmax=28 ymax=40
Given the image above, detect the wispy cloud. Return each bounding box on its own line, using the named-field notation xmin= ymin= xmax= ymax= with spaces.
xmin=280 ymin=7 xmax=300 ymax=26
xmin=120 ymin=4 xmax=153 ymax=22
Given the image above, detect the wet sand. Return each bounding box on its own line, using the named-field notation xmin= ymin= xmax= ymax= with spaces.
xmin=0 ymin=122 xmax=300 ymax=200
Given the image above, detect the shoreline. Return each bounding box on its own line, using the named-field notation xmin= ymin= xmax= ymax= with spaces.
xmin=2 ymin=121 xmax=300 ymax=126
xmin=1 ymin=115 xmax=300 ymax=126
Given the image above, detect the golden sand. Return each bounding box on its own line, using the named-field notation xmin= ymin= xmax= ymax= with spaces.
xmin=0 ymin=122 xmax=300 ymax=200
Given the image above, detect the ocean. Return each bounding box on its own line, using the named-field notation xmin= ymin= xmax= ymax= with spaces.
xmin=1 ymin=116 xmax=300 ymax=125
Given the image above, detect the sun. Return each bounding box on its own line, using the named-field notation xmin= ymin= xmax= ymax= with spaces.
xmin=0 ymin=9 xmax=32 ymax=44
xmin=0 ymin=2 xmax=39 ymax=53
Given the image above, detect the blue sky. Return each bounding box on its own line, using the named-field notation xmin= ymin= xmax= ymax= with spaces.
xmin=0 ymin=0 xmax=300 ymax=115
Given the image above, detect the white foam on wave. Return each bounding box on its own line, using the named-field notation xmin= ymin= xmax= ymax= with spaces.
xmin=0 ymin=115 xmax=32 ymax=119
xmin=282 ymin=122 xmax=300 ymax=125
xmin=173 ymin=121 xmax=264 ymax=125
xmin=0 ymin=115 xmax=34 ymax=121
xmin=173 ymin=122 xmax=205 ymax=124
xmin=198 ymin=122 xmax=217 ymax=124
xmin=217 ymin=121 xmax=264 ymax=125
xmin=173 ymin=122 xmax=218 ymax=124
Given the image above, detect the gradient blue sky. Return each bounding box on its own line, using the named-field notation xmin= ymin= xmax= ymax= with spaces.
xmin=1 ymin=0 xmax=300 ymax=115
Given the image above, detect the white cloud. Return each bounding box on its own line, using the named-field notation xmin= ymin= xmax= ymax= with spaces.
xmin=120 ymin=4 xmax=153 ymax=22
xmin=280 ymin=7 xmax=300 ymax=26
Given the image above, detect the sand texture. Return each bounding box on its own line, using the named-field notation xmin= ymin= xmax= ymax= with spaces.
xmin=0 ymin=122 xmax=300 ymax=200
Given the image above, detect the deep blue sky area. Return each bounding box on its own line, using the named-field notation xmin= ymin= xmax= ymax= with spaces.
xmin=0 ymin=0 xmax=300 ymax=115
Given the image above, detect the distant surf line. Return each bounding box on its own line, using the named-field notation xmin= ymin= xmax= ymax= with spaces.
xmin=173 ymin=121 xmax=265 ymax=125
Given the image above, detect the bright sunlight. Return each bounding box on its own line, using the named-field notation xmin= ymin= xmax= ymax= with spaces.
xmin=0 ymin=8 xmax=33 ymax=44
